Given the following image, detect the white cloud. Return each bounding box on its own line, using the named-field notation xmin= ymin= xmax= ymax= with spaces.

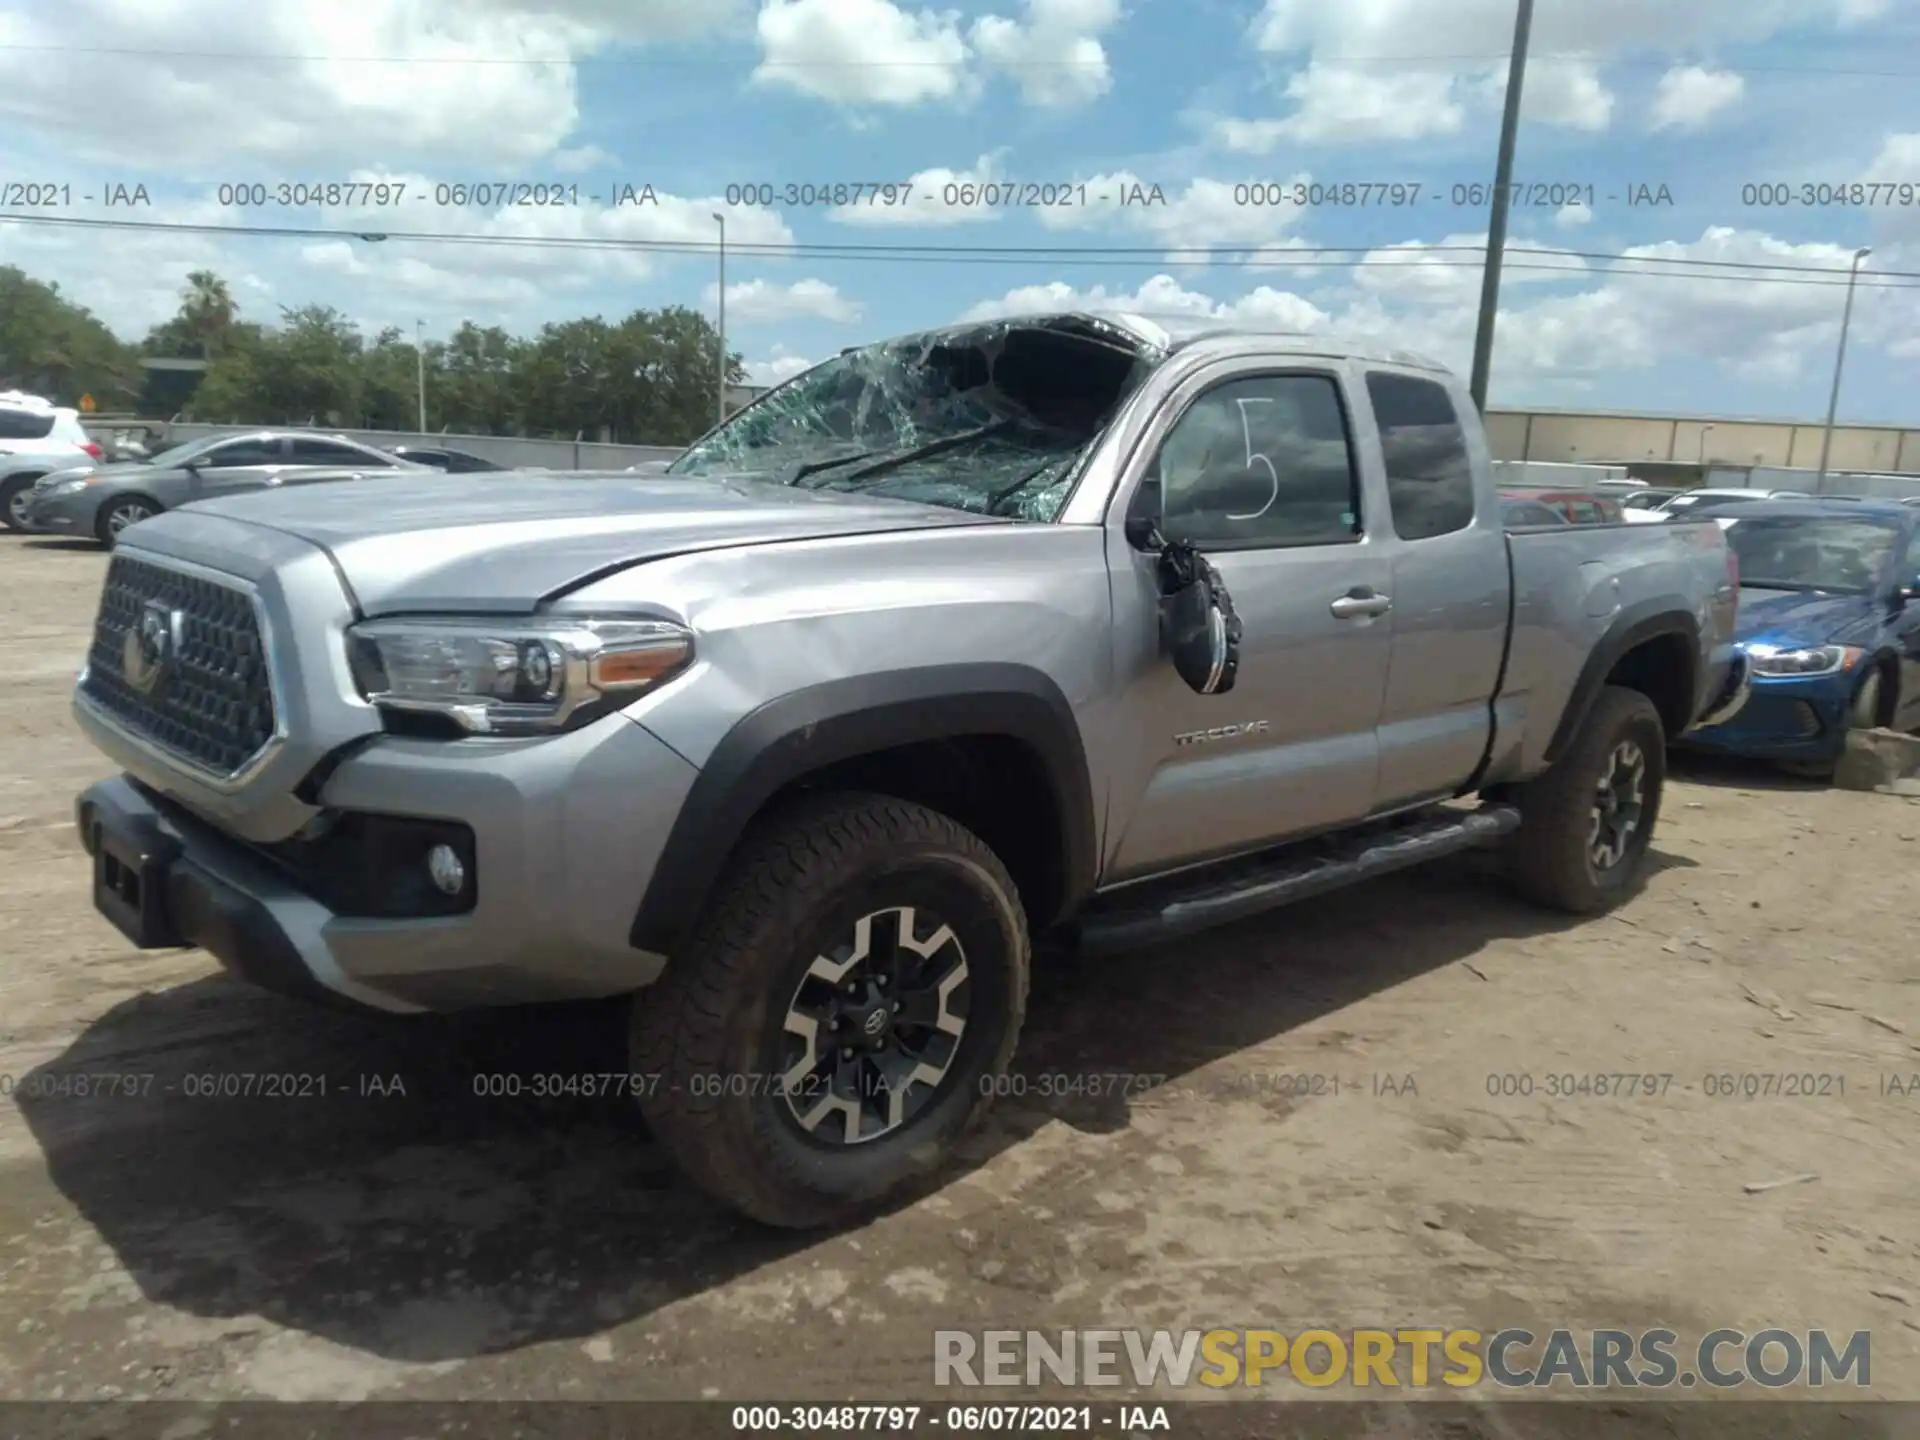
xmin=1505 ymin=60 xmax=1614 ymax=131
xmin=1555 ymin=201 xmax=1594 ymax=229
xmin=970 ymin=0 xmax=1121 ymax=107
xmin=959 ymin=273 xmax=1331 ymax=333
xmin=0 ymin=175 xmax=796 ymax=340
xmin=1650 ymin=66 xmax=1745 ymax=130
xmin=826 ymin=153 xmax=1007 ymax=226
xmin=753 ymin=0 xmax=1123 ymax=108
xmin=1350 ymin=234 xmax=1589 ymax=308
xmin=1860 ymin=132 xmax=1920 ymax=241
xmin=1035 ymin=173 xmax=1319 ymax=270
xmin=1215 ymin=66 xmax=1463 ymax=147
xmin=0 ymin=0 xmax=747 ymax=169
xmin=957 ymin=227 xmax=1920 ymax=398
xmin=708 ymin=278 xmax=862 ymax=323
xmin=753 ymin=0 xmax=974 ymax=105
xmin=1222 ymin=0 xmax=1875 ymax=148
xmin=744 ymin=347 xmax=819 ymax=386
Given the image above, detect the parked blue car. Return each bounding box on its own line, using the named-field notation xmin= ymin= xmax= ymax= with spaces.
xmin=1679 ymin=499 xmax=1920 ymax=772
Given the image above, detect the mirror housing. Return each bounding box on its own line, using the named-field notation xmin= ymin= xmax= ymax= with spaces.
xmin=1156 ymin=539 xmax=1241 ymax=695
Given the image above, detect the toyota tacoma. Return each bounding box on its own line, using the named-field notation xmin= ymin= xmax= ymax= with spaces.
xmin=67 ymin=313 xmax=1750 ymax=1227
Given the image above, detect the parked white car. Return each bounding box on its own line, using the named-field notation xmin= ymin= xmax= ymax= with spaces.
xmin=0 ymin=394 xmax=104 ymax=532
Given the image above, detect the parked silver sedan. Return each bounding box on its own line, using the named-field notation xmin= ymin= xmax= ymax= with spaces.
xmin=22 ymin=431 xmax=434 ymax=546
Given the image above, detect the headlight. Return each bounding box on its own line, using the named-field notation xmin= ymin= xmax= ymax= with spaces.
xmin=47 ymin=478 xmax=91 ymax=496
xmin=1743 ymin=643 xmax=1861 ymax=677
xmin=346 ymin=615 xmax=693 ymax=735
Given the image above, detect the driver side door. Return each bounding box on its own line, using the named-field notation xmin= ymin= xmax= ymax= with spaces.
xmin=1102 ymin=359 xmax=1396 ymax=882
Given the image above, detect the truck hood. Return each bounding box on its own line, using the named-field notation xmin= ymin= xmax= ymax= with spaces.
xmin=175 ymin=471 xmax=1007 ymax=614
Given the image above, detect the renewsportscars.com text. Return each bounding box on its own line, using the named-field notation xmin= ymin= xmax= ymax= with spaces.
xmin=934 ymin=1327 xmax=1871 ymax=1390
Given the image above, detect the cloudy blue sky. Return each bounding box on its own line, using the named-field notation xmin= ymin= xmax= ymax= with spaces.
xmin=3 ymin=0 xmax=1919 ymax=422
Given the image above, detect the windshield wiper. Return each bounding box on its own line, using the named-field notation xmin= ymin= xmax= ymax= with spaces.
xmin=772 ymin=443 xmax=883 ymax=488
xmin=821 ymin=420 xmax=1016 ymax=490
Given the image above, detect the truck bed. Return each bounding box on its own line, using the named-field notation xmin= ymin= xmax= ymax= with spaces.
xmin=1486 ymin=517 xmax=1737 ymax=782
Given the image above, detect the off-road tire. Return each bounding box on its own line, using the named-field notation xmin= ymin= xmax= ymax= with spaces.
xmin=1505 ymin=685 xmax=1666 ymax=914
xmin=0 ymin=475 xmax=43 ymax=533
xmin=632 ymin=792 xmax=1030 ymax=1229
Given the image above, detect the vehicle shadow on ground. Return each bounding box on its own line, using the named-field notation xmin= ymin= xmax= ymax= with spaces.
xmin=20 ymin=538 xmax=101 ymax=553
xmin=1667 ymin=750 xmax=1828 ymax=792
xmin=14 ymin=850 xmax=1655 ymax=1365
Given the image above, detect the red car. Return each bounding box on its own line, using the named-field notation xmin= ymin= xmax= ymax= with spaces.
xmin=1499 ymin=487 xmax=1625 ymax=524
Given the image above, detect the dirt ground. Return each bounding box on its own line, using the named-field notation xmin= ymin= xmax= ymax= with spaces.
xmin=0 ymin=532 xmax=1916 ymax=1418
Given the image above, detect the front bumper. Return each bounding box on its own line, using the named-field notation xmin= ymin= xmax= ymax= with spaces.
xmin=76 ymin=712 xmax=700 ymax=1013
xmin=1678 ymin=667 xmax=1855 ymax=761
xmin=23 ymin=484 xmax=106 ymax=536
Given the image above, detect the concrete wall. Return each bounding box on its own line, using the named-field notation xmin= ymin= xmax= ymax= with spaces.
xmin=1486 ymin=408 xmax=1920 ymax=473
xmin=159 ymin=408 xmax=1920 ymax=479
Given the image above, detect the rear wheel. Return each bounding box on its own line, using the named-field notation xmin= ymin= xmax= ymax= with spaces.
xmin=1505 ymin=686 xmax=1666 ymax=913
xmin=0 ymin=475 xmax=43 ymax=533
xmin=632 ymin=792 xmax=1029 ymax=1229
xmin=97 ymin=496 xmax=159 ymax=547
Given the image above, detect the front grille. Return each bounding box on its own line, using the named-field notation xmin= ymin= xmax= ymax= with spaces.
xmin=81 ymin=555 xmax=277 ymax=777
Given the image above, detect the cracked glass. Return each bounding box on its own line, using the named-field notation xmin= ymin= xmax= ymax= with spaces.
xmin=669 ymin=316 xmax=1163 ymax=521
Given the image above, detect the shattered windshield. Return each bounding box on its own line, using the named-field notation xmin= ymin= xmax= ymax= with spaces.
xmin=668 ymin=317 xmax=1158 ymax=521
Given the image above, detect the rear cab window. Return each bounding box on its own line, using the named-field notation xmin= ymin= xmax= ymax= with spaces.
xmin=1364 ymin=371 xmax=1475 ymax=540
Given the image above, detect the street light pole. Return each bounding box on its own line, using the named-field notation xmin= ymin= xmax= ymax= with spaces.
xmin=1468 ymin=0 xmax=1536 ymax=414
xmin=712 ymin=212 xmax=727 ymax=428
xmin=414 ymin=320 xmax=427 ymax=432
xmin=1815 ymin=246 xmax=1871 ymax=487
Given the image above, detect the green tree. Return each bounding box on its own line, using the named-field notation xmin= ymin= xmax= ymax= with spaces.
xmin=0 ymin=267 xmax=140 ymax=407
xmin=143 ymin=270 xmax=240 ymax=360
xmin=190 ymin=305 xmax=364 ymax=423
xmin=429 ymin=323 xmax=523 ymax=434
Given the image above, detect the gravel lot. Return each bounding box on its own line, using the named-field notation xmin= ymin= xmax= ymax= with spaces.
xmin=0 ymin=532 xmax=1916 ymax=1415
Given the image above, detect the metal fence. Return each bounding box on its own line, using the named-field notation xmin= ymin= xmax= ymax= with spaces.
xmin=154 ymin=423 xmax=686 ymax=471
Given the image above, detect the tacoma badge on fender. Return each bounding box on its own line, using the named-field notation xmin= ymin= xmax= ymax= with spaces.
xmin=1174 ymin=721 xmax=1271 ymax=746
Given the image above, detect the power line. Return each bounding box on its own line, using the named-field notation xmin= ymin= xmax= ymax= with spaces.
xmin=6 ymin=211 xmax=1920 ymax=288
xmin=2 ymin=41 xmax=1916 ymax=77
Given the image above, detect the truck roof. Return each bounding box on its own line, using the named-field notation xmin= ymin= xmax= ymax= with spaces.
xmin=906 ymin=311 xmax=1451 ymax=375
xmin=1085 ymin=312 xmax=1451 ymax=372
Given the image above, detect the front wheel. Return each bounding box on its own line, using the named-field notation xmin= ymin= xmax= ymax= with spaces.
xmin=97 ymin=496 xmax=160 ymax=547
xmin=632 ymin=793 xmax=1030 ymax=1228
xmin=1505 ymin=686 xmax=1666 ymax=914
xmin=1848 ymin=668 xmax=1883 ymax=730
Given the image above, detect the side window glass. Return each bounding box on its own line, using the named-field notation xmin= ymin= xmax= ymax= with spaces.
xmin=204 ymin=438 xmax=281 ymax=466
xmin=1366 ymin=371 xmax=1475 ymax=540
xmin=1152 ymin=374 xmax=1360 ymax=550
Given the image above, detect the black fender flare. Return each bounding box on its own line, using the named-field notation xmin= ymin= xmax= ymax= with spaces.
xmin=629 ymin=663 xmax=1098 ymax=955
xmin=1544 ymin=600 xmax=1700 ymax=764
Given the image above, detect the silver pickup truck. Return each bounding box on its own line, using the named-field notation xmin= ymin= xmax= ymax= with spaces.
xmin=68 ymin=313 xmax=1749 ymax=1227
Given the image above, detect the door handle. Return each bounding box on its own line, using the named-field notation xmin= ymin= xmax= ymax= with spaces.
xmin=1330 ymin=588 xmax=1392 ymax=619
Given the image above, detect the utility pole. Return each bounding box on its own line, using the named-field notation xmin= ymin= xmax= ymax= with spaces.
xmin=712 ymin=212 xmax=727 ymax=428
xmin=1468 ymin=0 xmax=1535 ymax=413
xmin=1815 ymin=247 xmax=1871 ymax=487
xmin=414 ymin=320 xmax=427 ymax=432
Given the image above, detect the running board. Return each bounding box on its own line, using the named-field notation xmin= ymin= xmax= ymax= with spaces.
xmin=1072 ymin=803 xmax=1521 ymax=956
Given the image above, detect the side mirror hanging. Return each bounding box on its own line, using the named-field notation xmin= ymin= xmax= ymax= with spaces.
xmin=1127 ymin=478 xmax=1242 ymax=695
